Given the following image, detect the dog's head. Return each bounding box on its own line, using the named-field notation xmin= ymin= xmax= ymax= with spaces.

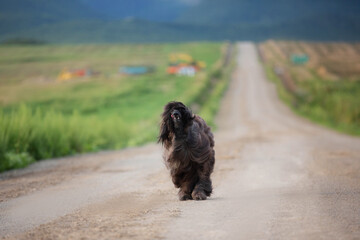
xmin=158 ymin=101 xmax=194 ymax=146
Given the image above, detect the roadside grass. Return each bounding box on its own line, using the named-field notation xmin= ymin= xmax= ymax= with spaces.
xmin=260 ymin=41 xmax=360 ymax=136
xmin=295 ymin=78 xmax=360 ymax=135
xmin=199 ymin=47 xmax=236 ymax=127
xmin=0 ymin=42 xmax=233 ymax=172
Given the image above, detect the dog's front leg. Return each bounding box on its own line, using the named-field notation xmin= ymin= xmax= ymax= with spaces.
xmin=191 ymin=177 xmax=212 ymax=200
xmin=178 ymin=189 xmax=192 ymax=201
xmin=178 ymin=179 xmax=197 ymax=201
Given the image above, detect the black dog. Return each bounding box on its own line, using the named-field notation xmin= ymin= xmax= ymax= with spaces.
xmin=158 ymin=101 xmax=215 ymax=200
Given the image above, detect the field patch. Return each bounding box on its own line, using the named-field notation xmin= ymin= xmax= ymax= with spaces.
xmin=259 ymin=41 xmax=360 ymax=136
xmin=0 ymin=43 xmax=234 ymax=172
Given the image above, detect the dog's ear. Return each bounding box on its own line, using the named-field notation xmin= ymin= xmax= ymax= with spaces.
xmin=186 ymin=107 xmax=195 ymax=120
xmin=158 ymin=119 xmax=170 ymax=145
xmin=158 ymin=103 xmax=173 ymax=147
xmin=183 ymin=106 xmax=195 ymax=126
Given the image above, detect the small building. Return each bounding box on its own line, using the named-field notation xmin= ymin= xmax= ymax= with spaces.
xmin=178 ymin=66 xmax=197 ymax=77
xmin=57 ymin=69 xmax=92 ymax=81
xmin=290 ymin=54 xmax=309 ymax=65
xmin=167 ymin=65 xmax=199 ymax=76
xmin=167 ymin=53 xmax=205 ymax=77
xmin=119 ymin=66 xmax=155 ymax=75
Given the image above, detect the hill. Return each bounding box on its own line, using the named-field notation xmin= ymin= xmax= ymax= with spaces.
xmin=176 ymin=0 xmax=360 ymax=25
xmin=0 ymin=0 xmax=101 ymax=35
xmin=80 ymin=0 xmax=189 ymax=22
xmin=0 ymin=0 xmax=359 ymax=43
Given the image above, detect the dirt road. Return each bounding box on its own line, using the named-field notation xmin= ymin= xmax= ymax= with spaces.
xmin=1 ymin=42 xmax=360 ymax=239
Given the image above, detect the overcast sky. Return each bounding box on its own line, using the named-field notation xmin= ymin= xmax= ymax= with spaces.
xmin=164 ymin=0 xmax=202 ymax=5
xmin=178 ymin=0 xmax=202 ymax=5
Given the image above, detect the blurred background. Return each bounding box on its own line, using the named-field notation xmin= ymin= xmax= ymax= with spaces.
xmin=0 ymin=0 xmax=359 ymax=172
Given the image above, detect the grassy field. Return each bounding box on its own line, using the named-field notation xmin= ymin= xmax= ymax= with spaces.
xmin=258 ymin=41 xmax=360 ymax=136
xmin=0 ymin=42 xmax=234 ymax=172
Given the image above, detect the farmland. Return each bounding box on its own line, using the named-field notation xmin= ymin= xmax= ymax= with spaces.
xmin=0 ymin=42 xmax=233 ymax=172
xmin=258 ymin=41 xmax=360 ymax=136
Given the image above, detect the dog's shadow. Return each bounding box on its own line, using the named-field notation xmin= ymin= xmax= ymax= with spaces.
xmin=206 ymin=196 xmax=225 ymax=201
xmin=185 ymin=196 xmax=225 ymax=202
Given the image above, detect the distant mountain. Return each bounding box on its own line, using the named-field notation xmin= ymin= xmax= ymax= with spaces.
xmin=80 ymin=0 xmax=189 ymax=22
xmin=0 ymin=0 xmax=359 ymax=43
xmin=0 ymin=19 xmax=220 ymax=43
xmin=176 ymin=0 xmax=360 ymax=25
xmin=0 ymin=0 xmax=101 ymax=34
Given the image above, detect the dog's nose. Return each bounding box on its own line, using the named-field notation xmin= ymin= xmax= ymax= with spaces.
xmin=171 ymin=110 xmax=181 ymax=118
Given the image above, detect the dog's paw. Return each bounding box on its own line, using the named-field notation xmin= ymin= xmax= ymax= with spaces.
xmin=192 ymin=191 xmax=207 ymax=200
xmin=179 ymin=191 xmax=192 ymax=201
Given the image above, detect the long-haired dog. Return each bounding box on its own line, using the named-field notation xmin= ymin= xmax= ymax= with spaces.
xmin=158 ymin=101 xmax=215 ymax=200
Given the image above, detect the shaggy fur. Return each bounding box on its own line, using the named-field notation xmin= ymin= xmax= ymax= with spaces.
xmin=158 ymin=101 xmax=215 ymax=200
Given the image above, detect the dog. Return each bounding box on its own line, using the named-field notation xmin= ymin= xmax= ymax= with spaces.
xmin=158 ymin=101 xmax=215 ymax=200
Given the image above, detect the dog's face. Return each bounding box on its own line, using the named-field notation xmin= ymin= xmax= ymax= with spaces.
xmin=166 ymin=102 xmax=193 ymax=129
xmin=158 ymin=101 xmax=194 ymax=146
xmin=170 ymin=105 xmax=191 ymax=128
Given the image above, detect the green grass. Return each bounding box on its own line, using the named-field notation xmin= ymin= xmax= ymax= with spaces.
xmin=295 ymin=78 xmax=360 ymax=135
xmin=199 ymin=54 xmax=236 ymax=127
xmin=264 ymin=63 xmax=360 ymax=136
xmin=0 ymin=42 xmax=233 ymax=172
